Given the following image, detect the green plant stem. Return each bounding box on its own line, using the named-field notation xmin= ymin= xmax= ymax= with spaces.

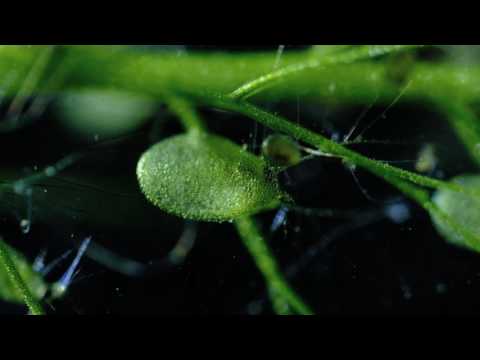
xmin=167 ymin=97 xmax=309 ymax=313
xmin=3 ymin=45 xmax=480 ymax=107
xmin=234 ymin=216 xmax=313 ymax=315
xmin=229 ymin=45 xmax=423 ymax=100
xmin=194 ymin=94 xmax=480 ymax=199
xmin=165 ymin=94 xmax=206 ymax=133
xmin=8 ymin=46 xmax=475 ymax=198
xmin=0 ymin=238 xmax=45 ymax=315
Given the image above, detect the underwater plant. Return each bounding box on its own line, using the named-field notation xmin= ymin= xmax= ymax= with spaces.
xmin=1 ymin=45 xmax=480 ymax=315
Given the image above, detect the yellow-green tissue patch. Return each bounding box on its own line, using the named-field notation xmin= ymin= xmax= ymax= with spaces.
xmin=431 ymin=174 xmax=480 ymax=251
xmin=136 ymin=132 xmax=283 ymax=222
xmin=261 ymin=134 xmax=302 ymax=168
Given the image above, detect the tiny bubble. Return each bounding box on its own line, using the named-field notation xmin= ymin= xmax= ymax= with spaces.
xmin=13 ymin=181 xmax=26 ymax=195
xmin=331 ymin=132 xmax=341 ymax=142
xmin=45 ymin=166 xmax=56 ymax=177
xmin=247 ymin=300 xmax=263 ymax=315
xmin=436 ymin=283 xmax=447 ymax=294
xmin=20 ymin=219 xmax=31 ymax=234
xmin=385 ymin=202 xmax=410 ymax=224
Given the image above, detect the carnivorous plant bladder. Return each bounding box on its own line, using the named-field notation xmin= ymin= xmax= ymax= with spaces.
xmin=136 ymin=132 xmax=284 ymax=222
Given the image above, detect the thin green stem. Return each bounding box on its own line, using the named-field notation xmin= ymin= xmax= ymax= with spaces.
xmin=165 ymin=94 xmax=206 ymax=133
xmin=0 ymin=237 xmax=45 ymax=315
xmin=234 ymin=216 xmax=313 ymax=315
xmin=229 ymin=45 xmax=424 ymax=100
xmin=194 ymin=94 xmax=480 ymax=199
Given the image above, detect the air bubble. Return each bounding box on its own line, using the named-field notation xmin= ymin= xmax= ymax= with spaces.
xmin=435 ymin=283 xmax=447 ymax=294
xmin=384 ymin=202 xmax=410 ymax=224
xmin=20 ymin=219 xmax=31 ymax=234
xmin=13 ymin=181 xmax=26 ymax=195
xmin=44 ymin=166 xmax=56 ymax=177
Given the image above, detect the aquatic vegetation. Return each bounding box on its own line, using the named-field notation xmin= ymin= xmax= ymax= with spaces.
xmin=136 ymin=132 xmax=283 ymax=222
xmin=1 ymin=45 xmax=480 ymax=315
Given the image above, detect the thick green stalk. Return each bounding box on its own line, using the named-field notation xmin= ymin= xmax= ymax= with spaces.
xmin=0 ymin=45 xmax=462 ymax=106
xmin=0 ymin=238 xmax=45 ymax=315
xmin=235 ymin=216 xmax=313 ymax=315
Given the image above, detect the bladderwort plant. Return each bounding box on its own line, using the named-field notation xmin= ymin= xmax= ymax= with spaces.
xmin=1 ymin=45 xmax=480 ymax=315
